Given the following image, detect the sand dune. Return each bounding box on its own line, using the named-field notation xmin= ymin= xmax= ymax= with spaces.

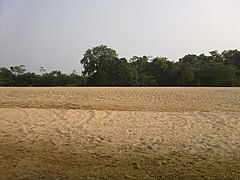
xmin=0 ymin=87 xmax=240 ymax=179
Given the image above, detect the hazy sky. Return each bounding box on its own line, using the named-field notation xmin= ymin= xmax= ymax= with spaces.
xmin=0 ymin=0 xmax=240 ymax=73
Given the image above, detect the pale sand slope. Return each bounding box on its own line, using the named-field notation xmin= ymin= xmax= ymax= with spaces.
xmin=0 ymin=87 xmax=240 ymax=179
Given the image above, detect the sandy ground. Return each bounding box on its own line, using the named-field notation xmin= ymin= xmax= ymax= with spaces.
xmin=0 ymin=87 xmax=240 ymax=179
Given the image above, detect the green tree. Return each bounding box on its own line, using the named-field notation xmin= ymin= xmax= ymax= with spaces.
xmin=201 ymin=63 xmax=237 ymax=86
xmin=19 ymin=72 xmax=40 ymax=86
xmin=209 ymin=50 xmax=223 ymax=62
xmin=80 ymin=45 xmax=118 ymax=76
xmin=80 ymin=45 xmax=120 ymax=85
xmin=221 ymin=50 xmax=240 ymax=72
xmin=67 ymin=73 xmax=86 ymax=86
xmin=129 ymin=56 xmax=153 ymax=85
xmin=176 ymin=55 xmax=198 ymax=85
xmin=10 ymin=65 xmax=26 ymax=76
xmin=147 ymin=57 xmax=174 ymax=85
xmin=0 ymin=67 xmax=15 ymax=86
xmin=108 ymin=58 xmax=138 ymax=86
xmin=176 ymin=54 xmax=210 ymax=86
xmin=130 ymin=56 xmax=149 ymax=73
xmin=81 ymin=45 xmax=140 ymax=86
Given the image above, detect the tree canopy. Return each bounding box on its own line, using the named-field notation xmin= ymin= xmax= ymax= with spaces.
xmin=79 ymin=45 xmax=240 ymax=86
xmin=0 ymin=45 xmax=240 ymax=86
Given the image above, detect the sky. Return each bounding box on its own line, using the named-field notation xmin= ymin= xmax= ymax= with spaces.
xmin=0 ymin=0 xmax=240 ymax=74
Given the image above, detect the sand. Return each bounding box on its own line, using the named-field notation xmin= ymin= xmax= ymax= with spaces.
xmin=0 ymin=87 xmax=240 ymax=179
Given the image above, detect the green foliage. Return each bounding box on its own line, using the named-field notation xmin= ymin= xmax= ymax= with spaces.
xmin=80 ymin=45 xmax=138 ymax=86
xmin=201 ymin=63 xmax=237 ymax=86
xmin=0 ymin=66 xmax=86 ymax=87
xmin=147 ymin=57 xmax=174 ymax=85
xmin=1 ymin=46 xmax=240 ymax=87
xmin=10 ymin=65 xmax=26 ymax=76
xmin=0 ymin=67 xmax=15 ymax=86
xmin=80 ymin=45 xmax=118 ymax=77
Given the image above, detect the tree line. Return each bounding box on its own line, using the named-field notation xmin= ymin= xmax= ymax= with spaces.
xmin=0 ymin=66 xmax=86 ymax=86
xmin=1 ymin=45 xmax=240 ymax=86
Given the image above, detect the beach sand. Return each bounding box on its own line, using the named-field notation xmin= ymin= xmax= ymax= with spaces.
xmin=0 ymin=87 xmax=240 ymax=179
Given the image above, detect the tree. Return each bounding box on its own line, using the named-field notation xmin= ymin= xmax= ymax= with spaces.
xmin=80 ymin=45 xmax=118 ymax=77
xmin=176 ymin=54 xmax=211 ymax=86
xmin=80 ymin=45 xmax=120 ymax=85
xmin=10 ymin=65 xmax=26 ymax=76
xmin=0 ymin=67 xmax=15 ymax=86
xmin=201 ymin=63 xmax=237 ymax=86
xmin=130 ymin=56 xmax=149 ymax=73
xmin=176 ymin=55 xmax=198 ymax=85
xmin=67 ymin=73 xmax=86 ymax=86
xmin=209 ymin=50 xmax=223 ymax=62
xmin=107 ymin=58 xmax=138 ymax=86
xmin=129 ymin=56 xmax=153 ymax=85
xmin=80 ymin=45 xmax=139 ymax=86
xmin=19 ymin=72 xmax=40 ymax=86
xmin=1 ymin=47 xmax=239 ymax=87
xmin=176 ymin=63 xmax=195 ymax=85
xmin=147 ymin=57 xmax=172 ymax=85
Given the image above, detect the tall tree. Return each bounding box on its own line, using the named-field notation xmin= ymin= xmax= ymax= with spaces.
xmin=80 ymin=45 xmax=119 ymax=85
xmin=80 ymin=45 xmax=118 ymax=77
